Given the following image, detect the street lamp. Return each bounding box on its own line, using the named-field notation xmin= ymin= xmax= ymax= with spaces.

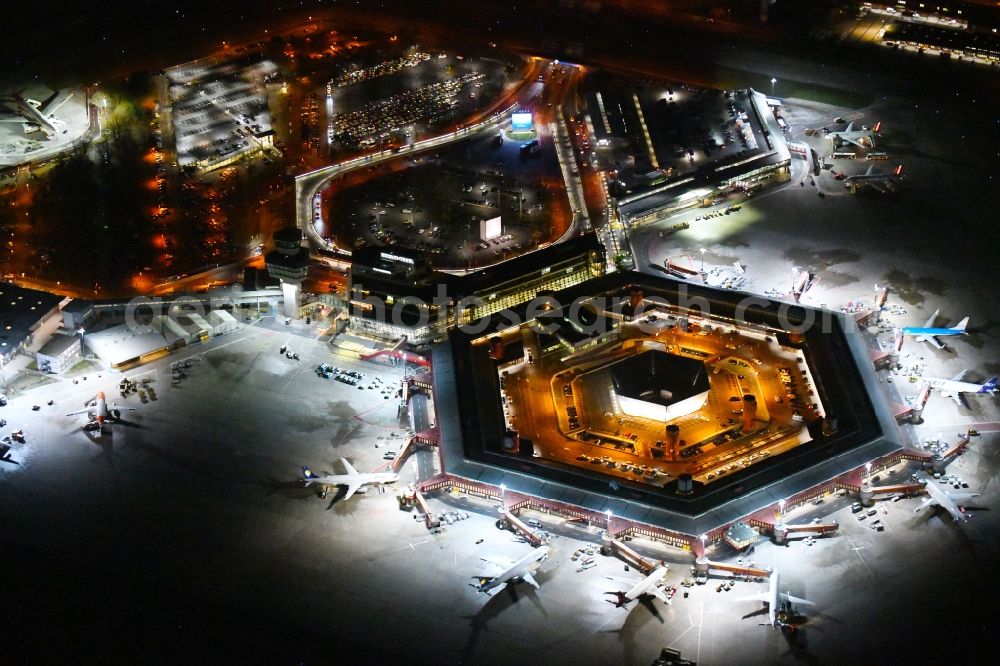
xmin=699 ymin=533 xmax=707 ymax=549
xmin=700 ymin=247 xmax=706 ymax=273
xmin=778 ymin=498 xmax=786 ymax=517
xmin=771 ymin=78 xmax=777 ymax=94
xmin=864 ymin=462 xmax=872 ymax=481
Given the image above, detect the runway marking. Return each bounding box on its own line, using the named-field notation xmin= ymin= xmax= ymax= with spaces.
xmin=406 ymin=539 xmax=432 ymax=552
xmin=846 ymin=535 xmax=874 ymax=578
xmin=696 ymin=600 xmax=704 ymax=664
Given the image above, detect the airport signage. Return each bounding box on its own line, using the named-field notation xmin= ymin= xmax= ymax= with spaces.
xmin=511 ymin=111 xmax=533 ymax=131
xmin=380 ymin=252 xmax=415 ymax=265
xmin=480 ymin=216 xmax=502 ymax=241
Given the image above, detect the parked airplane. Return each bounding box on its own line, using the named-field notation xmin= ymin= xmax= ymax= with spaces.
xmin=66 ymin=391 xmax=134 ymax=431
xmin=0 ymin=90 xmax=74 ymax=137
xmin=605 ymin=565 xmax=670 ymax=607
xmin=901 ymin=310 xmax=970 ymax=349
xmin=471 ymin=546 xmax=551 ymax=596
xmin=843 ymin=164 xmax=903 ymax=194
xmin=922 ymin=370 xmax=998 ymax=406
xmin=301 ymin=460 xmax=399 ymax=500
xmin=735 ymin=570 xmax=813 ymax=628
xmin=827 ymin=121 xmax=876 ymax=148
xmin=915 ymin=472 xmax=979 ymax=522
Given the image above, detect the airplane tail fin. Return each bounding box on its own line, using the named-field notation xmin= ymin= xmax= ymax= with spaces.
xmin=302 ymin=466 xmax=318 ymax=485
xmin=954 ymin=317 xmax=969 ymax=332
xmin=981 ymin=377 xmax=998 ymax=393
xmin=604 ymin=591 xmax=629 ymax=607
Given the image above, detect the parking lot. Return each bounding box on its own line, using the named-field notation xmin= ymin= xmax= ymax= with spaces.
xmin=324 ymin=52 xmax=512 ymax=154
xmin=323 ymin=129 xmax=565 ymax=268
xmin=167 ymin=57 xmax=279 ymax=168
xmin=584 ymin=76 xmax=771 ymax=179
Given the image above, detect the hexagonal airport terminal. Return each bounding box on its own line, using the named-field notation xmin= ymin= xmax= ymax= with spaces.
xmin=432 ymin=271 xmax=899 ymax=536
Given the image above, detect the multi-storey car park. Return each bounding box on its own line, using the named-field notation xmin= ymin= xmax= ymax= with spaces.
xmin=583 ymin=82 xmax=792 ymax=232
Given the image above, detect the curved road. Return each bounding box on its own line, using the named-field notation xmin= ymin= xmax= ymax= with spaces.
xmin=295 ymin=62 xmax=545 ymax=251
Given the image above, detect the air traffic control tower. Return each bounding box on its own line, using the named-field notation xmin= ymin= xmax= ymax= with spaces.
xmin=265 ymin=227 xmax=310 ymax=318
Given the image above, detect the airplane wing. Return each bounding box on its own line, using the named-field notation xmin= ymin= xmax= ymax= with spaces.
xmin=734 ymin=591 xmax=770 ymax=603
xmin=950 ymin=369 xmax=968 ymax=382
xmin=339 ymin=458 xmax=359 ymax=476
xmin=950 ymin=393 xmax=966 ymax=408
xmin=484 ymin=583 xmax=505 ymax=597
xmin=921 ymin=309 xmax=940 ymax=329
xmin=66 ymin=408 xmax=92 ymax=416
xmin=946 ymin=491 xmax=980 ymax=502
xmin=650 ymin=586 xmax=670 ymax=604
xmin=522 ymin=572 xmax=540 ymax=590
xmin=865 ymin=164 xmax=875 ymax=176
xmin=479 ymin=555 xmax=516 ymax=568
xmin=845 ymin=122 xmax=854 ymax=132
xmin=342 ymin=481 xmax=363 ymax=500
xmin=865 ymin=179 xmax=891 ymax=194
xmin=781 ymin=592 xmax=815 ymax=607
xmin=916 ymin=334 xmax=944 ymax=349
xmin=915 ymin=497 xmax=936 ymax=512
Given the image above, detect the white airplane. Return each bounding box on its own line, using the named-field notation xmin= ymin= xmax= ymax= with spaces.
xmin=843 ymin=164 xmax=903 ymax=194
xmin=471 ymin=545 xmax=551 ymax=596
xmin=605 ymin=565 xmax=670 ymax=607
xmin=901 ymin=309 xmax=969 ymax=349
xmin=66 ymin=391 xmax=134 ymax=431
xmin=0 ymin=90 xmax=73 ymax=137
xmin=301 ymin=459 xmax=399 ymax=500
xmin=735 ymin=570 xmax=813 ymax=627
xmin=922 ymin=370 xmax=998 ymax=406
xmin=915 ymin=473 xmax=979 ymax=523
xmin=827 ymin=121 xmax=876 ymax=149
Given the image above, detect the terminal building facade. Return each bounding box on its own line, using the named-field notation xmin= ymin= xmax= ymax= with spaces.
xmin=347 ymin=233 xmax=606 ymax=345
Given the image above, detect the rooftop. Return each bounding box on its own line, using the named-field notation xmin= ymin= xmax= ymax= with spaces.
xmin=0 ymin=282 xmax=63 ymax=357
xmin=610 ymin=350 xmax=709 ymax=408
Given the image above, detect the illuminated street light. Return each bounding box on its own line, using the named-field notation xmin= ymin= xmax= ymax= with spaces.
xmin=771 ymin=77 xmax=777 ymax=94
xmin=778 ymin=499 xmax=786 ymax=517
xmin=864 ymin=462 xmax=872 ymax=481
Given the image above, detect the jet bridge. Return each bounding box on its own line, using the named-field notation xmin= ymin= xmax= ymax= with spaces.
xmin=861 ymin=482 xmax=926 ymax=506
xmin=600 ymin=538 xmax=657 ymax=575
xmin=497 ymin=509 xmax=546 ymax=547
xmin=773 ymin=521 xmax=839 ymax=544
xmin=693 ymin=557 xmax=770 ymax=580
xmin=411 ymin=488 xmax=439 ymax=529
